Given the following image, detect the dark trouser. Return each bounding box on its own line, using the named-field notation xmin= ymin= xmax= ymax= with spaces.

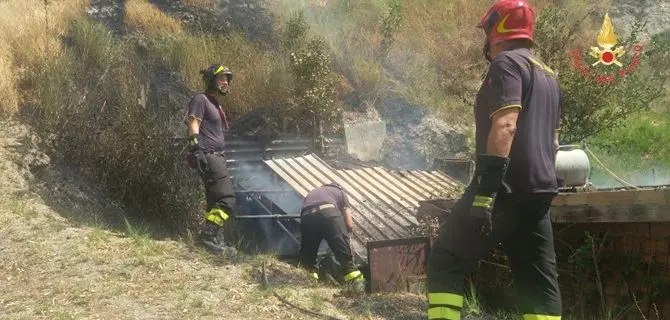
xmin=427 ymin=192 xmax=561 ymax=320
xmin=300 ymin=207 xmax=358 ymax=279
xmin=199 ymin=152 xmax=236 ymax=225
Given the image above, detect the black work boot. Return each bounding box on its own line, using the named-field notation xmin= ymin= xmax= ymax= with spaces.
xmin=198 ymin=221 xmax=237 ymax=256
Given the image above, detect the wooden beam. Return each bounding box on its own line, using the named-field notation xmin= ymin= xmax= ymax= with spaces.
xmin=417 ymin=188 xmax=670 ymax=223
xmin=550 ymin=204 xmax=670 ymax=223
xmin=552 ymin=188 xmax=670 ymax=206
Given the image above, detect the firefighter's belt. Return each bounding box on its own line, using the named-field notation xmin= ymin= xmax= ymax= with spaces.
xmin=302 ymin=203 xmax=336 ymax=216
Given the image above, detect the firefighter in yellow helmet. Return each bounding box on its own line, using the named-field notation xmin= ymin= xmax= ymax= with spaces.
xmin=185 ymin=63 xmax=237 ymax=255
xmin=426 ymin=1 xmax=562 ymax=319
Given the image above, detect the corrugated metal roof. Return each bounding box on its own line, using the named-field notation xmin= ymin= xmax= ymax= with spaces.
xmin=263 ymin=153 xmax=462 ymax=258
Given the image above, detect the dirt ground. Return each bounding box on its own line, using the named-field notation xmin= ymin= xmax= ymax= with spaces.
xmin=0 ymin=119 xmax=428 ymax=320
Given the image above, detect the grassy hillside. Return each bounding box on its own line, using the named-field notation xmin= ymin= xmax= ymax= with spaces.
xmin=0 ymin=0 xmax=666 ymax=232
xmin=588 ymin=110 xmax=670 ymax=188
xmin=0 ymin=0 xmax=668 ymax=318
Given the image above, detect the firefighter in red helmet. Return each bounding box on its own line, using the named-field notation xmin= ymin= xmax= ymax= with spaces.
xmin=426 ymin=1 xmax=563 ymax=319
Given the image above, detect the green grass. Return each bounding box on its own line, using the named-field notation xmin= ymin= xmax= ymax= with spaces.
xmin=463 ymin=280 xmax=483 ymax=316
xmin=587 ymin=111 xmax=670 ymax=188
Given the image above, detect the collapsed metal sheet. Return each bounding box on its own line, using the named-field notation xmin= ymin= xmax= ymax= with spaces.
xmin=367 ymin=237 xmax=431 ymax=293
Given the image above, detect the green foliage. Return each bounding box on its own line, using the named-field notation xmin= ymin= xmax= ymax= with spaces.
xmin=533 ymin=5 xmax=667 ymax=144
xmin=289 ymin=36 xmax=339 ymax=132
xmin=280 ymin=11 xmax=309 ymax=54
xmin=586 ymin=112 xmax=670 ymax=188
xmin=282 ymin=12 xmax=339 ymax=133
xmin=377 ymin=0 xmax=402 ymax=61
xmin=464 ymin=279 xmax=483 ymax=316
xmin=592 ymin=113 xmax=670 ymax=164
xmin=24 ymin=11 xmax=346 ymax=238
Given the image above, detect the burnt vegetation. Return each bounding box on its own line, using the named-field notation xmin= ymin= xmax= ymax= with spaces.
xmin=0 ymin=1 xmax=669 ymax=317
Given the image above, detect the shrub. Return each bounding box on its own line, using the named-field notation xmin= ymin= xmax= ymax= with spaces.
xmin=533 ymin=5 xmax=667 ymax=144
xmin=289 ymin=36 xmax=339 ymax=134
xmin=278 ymin=11 xmax=340 ymax=135
xmin=377 ymin=0 xmax=402 ymax=61
xmin=30 ymin=18 xmax=203 ymax=236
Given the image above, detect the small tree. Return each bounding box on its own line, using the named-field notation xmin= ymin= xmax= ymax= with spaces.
xmin=533 ymin=5 xmax=667 ymax=144
xmin=377 ymin=0 xmax=403 ymax=61
xmin=281 ymin=11 xmax=339 ymax=143
xmin=290 ymin=37 xmax=339 ymax=145
xmin=277 ymin=11 xmax=340 ymax=140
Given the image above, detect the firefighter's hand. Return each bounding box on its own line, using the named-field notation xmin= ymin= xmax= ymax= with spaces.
xmin=188 ymin=134 xmax=208 ymax=174
xmin=193 ymin=149 xmax=209 ymax=174
xmin=469 ymin=195 xmax=493 ymax=236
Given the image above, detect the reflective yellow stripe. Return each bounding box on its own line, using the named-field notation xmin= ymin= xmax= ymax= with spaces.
xmin=214 ymin=65 xmax=224 ymax=75
xmin=205 ymin=208 xmax=229 ymax=226
xmin=472 ymin=196 xmax=493 ymax=208
xmin=205 ymin=213 xmax=224 ymax=226
xmin=344 ymin=270 xmax=362 ymax=281
xmin=523 ymin=314 xmax=561 ymax=320
xmin=489 ymin=104 xmax=522 ymax=119
xmin=529 ymin=57 xmax=556 ymax=74
xmin=427 ymin=292 xmax=464 ymax=308
xmin=427 ymin=306 xmax=461 ymax=320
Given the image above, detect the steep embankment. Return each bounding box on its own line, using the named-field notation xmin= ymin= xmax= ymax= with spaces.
xmin=0 ymin=120 xmax=428 ymax=319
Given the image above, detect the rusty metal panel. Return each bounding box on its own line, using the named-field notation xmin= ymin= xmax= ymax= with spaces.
xmin=367 ymin=237 xmax=431 ymax=293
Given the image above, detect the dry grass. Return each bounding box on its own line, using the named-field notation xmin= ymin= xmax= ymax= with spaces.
xmin=0 ymin=45 xmax=18 ymax=117
xmin=0 ymin=0 xmax=87 ymax=117
xmin=156 ymin=33 xmax=289 ymax=115
xmin=183 ymin=0 xmax=214 ymax=7
xmin=124 ymin=0 xmax=182 ymax=38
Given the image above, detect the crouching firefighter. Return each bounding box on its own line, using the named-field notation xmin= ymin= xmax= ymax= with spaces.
xmin=299 ymin=183 xmax=366 ymax=292
xmin=426 ymin=1 xmax=562 ymax=319
xmin=185 ymin=63 xmax=237 ymax=255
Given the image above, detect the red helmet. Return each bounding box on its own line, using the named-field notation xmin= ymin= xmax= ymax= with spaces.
xmin=477 ymin=0 xmax=536 ymax=44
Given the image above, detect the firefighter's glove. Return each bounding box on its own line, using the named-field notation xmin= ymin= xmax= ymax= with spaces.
xmin=189 ymin=134 xmax=209 ymax=174
xmin=467 ymin=154 xmax=510 ymax=236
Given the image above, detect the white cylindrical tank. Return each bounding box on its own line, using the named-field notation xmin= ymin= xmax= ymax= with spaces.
xmin=555 ymin=145 xmax=591 ymax=187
